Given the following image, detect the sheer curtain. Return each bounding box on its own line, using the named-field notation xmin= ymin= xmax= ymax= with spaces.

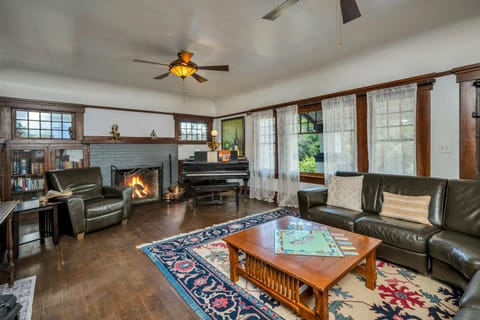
xmin=277 ymin=105 xmax=300 ymax=207
xmin=250 ymin=109 xmax=276 ymax=202
xmin=322 ymin=94 xmax=357 ymax=184
xmin=367 ymin=84 xmax=417 ymax=175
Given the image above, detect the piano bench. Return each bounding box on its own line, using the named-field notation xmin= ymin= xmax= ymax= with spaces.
xmin=192 ymin=183 xmax=240 ymax=209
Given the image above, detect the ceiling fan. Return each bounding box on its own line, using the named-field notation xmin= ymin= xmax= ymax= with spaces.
xmin=262 ymin=0 xmax=361 ymax=24
xmin=133 ymin=50 xmax=229 ymax=83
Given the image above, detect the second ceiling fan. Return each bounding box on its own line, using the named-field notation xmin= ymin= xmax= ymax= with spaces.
xmin=133 ymin=50 xmax=229 ymax=83
xmin=262 ymin=0 xmax=361 ymax=24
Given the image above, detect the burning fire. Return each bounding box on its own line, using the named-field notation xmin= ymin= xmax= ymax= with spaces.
xmin=127 ymin=176 xmax=152 ymax=199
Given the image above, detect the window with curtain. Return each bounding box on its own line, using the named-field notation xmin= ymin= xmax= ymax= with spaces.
xmin=277 ymin=105 xmax=299 ymax=207
xmin=250 ymin=110 xmax=276 ymax=202
xmin=322 ymin=94 xmax=357 ymax=183
xmin=298 ymin=108 xmax=324 ymax=179
xmin=367 ymin=84 xmax=417 ymax=175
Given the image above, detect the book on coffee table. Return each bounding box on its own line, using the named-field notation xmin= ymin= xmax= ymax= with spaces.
xmin=274 ymin=229 xmax=344 ymax=257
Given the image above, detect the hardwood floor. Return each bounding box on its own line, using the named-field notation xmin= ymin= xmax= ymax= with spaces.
xmin=3 ymin=197 xmax=279 ymax=319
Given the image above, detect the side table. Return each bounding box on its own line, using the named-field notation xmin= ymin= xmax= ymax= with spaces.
xmin=13 ymin=200 xmax=61 ymax=259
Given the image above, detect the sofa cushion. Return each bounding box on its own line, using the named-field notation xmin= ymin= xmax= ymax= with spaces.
xmin=380 ymin=175 xmax=447 ymax=228
xmin=380 ymin=192 xmax=432 ymax=226
xmin=326 ymin=175 xmax=363 ymax=212
xmin=444 ymin=180 xmax=480 ymax=238
xmin=85 ymin=198 xmax=125 ymax=219
xmin=429 ymin=231 xmax=480 ymax=280
xmin=460 ymin=271 xmax=480 ymax=308
xmin=306 ymin=205 xmax=366 ymax=231
xmin=336 ymin=171 xmax=383 ymax=213
xmin=355 ymin=215 xmax=440 ymax=253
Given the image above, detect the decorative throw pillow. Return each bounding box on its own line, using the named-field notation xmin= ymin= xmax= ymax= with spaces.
xmin=380 ymin=192 xmax=432 ymax=226
xmin=326 ymin=175 xmax=363 ymax=212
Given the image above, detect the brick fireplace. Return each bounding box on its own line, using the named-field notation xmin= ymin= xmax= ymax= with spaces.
xmin=111 ymin=165 xmax=162 ymax=204
xmin=88 ymin=144 xmax=178 ymax=200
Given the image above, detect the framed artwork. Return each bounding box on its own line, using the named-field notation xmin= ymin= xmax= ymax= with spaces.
xmin=221 ymin=117 xmax=245 ymax=157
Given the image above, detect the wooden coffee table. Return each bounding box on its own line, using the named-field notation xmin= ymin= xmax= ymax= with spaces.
xmin=223 ymin=216 xmax=382 ymax=320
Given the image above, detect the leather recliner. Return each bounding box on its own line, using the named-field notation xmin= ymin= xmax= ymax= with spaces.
xmin=45 ymin=167 xmax=133 ymax=239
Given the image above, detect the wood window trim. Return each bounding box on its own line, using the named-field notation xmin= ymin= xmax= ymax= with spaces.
xmin=454 ymin=63 xmax=480 ymax=179
xmin=173 ymin=114 xmax=213 ymax=144
xmin=1 ymin=100 xmax=85 ymax=143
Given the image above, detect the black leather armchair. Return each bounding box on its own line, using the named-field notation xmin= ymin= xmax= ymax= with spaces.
xmin=45 ymin=167 xmax=133 ymax=239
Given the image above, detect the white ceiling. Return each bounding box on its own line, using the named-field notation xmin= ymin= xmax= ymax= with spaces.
xmin=1 ymin=0 xmax=480 ymax=101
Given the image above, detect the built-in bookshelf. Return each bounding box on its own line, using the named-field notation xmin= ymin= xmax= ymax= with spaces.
xmin=54 ymin=148 xmax=85 ymax=169
xmin=9 ymin=149 xmax=46 ymax=199
xmin=5 ymin=145 xmax=89 ymax=201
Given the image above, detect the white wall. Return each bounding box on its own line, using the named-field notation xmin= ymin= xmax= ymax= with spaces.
xmin=214 ymin=17 xmax=480 ymax=115
xmin=0 ymin=69 xmax=216 ymax=116
xmin=84 ymin=108 xmax=175 ymax=137
xmin=430 ymin=75 xmax=460 ymax=179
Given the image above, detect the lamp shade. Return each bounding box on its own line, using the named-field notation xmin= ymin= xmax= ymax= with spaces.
xmin=169 ymin=61 xmax=197 ymax=78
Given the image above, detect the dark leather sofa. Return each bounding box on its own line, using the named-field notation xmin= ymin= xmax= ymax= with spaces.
xmin=297 ymin=172 xmax=480 ymax=319
xmin=46 ymin=167 xmax=133 ymax=239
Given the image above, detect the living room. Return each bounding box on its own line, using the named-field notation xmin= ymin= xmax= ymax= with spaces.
xmin=0 ymin=1 xmax=480 ymax=319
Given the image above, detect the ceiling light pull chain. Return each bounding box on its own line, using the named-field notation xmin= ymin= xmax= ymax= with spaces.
xmin=337 ymin=0 xmax=343 ymax=48
xmin=183 ymin=79 xmax=186 ymax=105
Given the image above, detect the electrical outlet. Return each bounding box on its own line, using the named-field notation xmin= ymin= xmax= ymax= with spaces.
xmin=439 ymin=145 xmax=451 ymax=153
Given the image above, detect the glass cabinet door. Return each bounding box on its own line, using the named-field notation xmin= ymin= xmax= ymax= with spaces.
xmin=10 ymin=148 xmax=46 ymax=200
xmin=54 ymin=148 xmax=87 ymax=169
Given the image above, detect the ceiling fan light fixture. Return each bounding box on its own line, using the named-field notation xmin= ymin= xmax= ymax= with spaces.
xmin=169 ymin=61 xmax=197 ymax=78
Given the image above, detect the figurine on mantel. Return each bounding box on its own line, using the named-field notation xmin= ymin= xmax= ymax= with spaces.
xmin=110 ymin=124 xmax=120 ymax=140
xmin=150 ymin=130 xmax=157 ymax=140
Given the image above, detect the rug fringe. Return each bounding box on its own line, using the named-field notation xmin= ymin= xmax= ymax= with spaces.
xmin=136 ymin=207 xmax=288 ymax=249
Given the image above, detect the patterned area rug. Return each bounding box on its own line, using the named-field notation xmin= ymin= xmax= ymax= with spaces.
xmin=139 ymin=208 xmax=460 ymax=319
xmin=0 ymin=275 xmax=35 ymax=320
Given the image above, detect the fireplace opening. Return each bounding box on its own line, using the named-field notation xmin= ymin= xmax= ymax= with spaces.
xmin=111 ymin=165 xmax=163 ymax=204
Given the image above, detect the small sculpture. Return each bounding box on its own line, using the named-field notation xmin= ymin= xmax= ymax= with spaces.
xmin=110 ymin=124 xmax=120 ymax=140
xmin=150 ymin=130 xmax=157 ymax=140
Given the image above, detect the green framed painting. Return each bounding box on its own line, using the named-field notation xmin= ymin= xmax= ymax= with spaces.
xmin=221 ymin=117 xmax=245 ymax=157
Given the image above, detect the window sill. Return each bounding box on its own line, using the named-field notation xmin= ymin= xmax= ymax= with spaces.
xmin=300 ymin=173 xmax=325 ymax=185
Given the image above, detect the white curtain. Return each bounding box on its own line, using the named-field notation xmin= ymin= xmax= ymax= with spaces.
xmin=250 ymin=109 xmax=276 ymax=202
xmin=276 ymin=105 xmax=300 ymax=207
xmin=367 ymin=84 xmax=417 ymax=175
xmin=322 ymin=94 xmax=357 ymax=184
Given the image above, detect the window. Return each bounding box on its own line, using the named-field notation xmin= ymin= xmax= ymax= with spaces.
xmin=298 ymin=110 xmax=323 ymax=173
xmin=322 ymin=95 xmax=357 ymax=182
xmin=15 ymin=110 xmax=74 ymax=139
xmin=367 ymin=84 xmax=417 ymax=175
xmin=250 ymin=110 xmax=276 ymax=201
xmin=174 ymin=115 xmax=212 ymax=143
xmin=297 ymin=107 xmax=324 ymax=183
xmin=179 ymin=121 xmax=208 ymax=141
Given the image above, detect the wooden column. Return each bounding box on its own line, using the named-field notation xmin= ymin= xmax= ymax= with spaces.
xmin=416 ymin=82 xmax=433 ymax=177
xmin=453 ymin=64 xmax=480 ymax=180
xmin=356 ymin=94 xmax=368 ymax=172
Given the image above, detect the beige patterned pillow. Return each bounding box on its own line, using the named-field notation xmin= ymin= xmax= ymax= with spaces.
xmin=326 ymin=175 xmax=363 ymax=212
xmin=380 ymin=192 xmax=432 ymax=226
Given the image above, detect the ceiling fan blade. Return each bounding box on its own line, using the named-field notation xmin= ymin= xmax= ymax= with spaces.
xmin=133 ymin=59 xmax=169 ymax=66
xmin=340 ymin=0 xmax=361 ymax=24
xmin=191 ymin=73 xmax=208 ymax=83
xmin=153 ymin=72 xmax=170 ymax=80
xmin=262 ymin=0 xmax=299 ymax=21
xmin=197 ymin=65 xmax=229 ymax=72
xmin=179 ymin=50 xmax=194 ymax=63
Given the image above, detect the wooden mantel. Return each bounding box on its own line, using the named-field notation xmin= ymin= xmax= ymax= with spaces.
xmin=83 ymin=136 xmax=176 ymax=144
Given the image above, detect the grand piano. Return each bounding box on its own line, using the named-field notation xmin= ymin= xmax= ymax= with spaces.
xmin=181 ymin=158 xmax=250 ymax=199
